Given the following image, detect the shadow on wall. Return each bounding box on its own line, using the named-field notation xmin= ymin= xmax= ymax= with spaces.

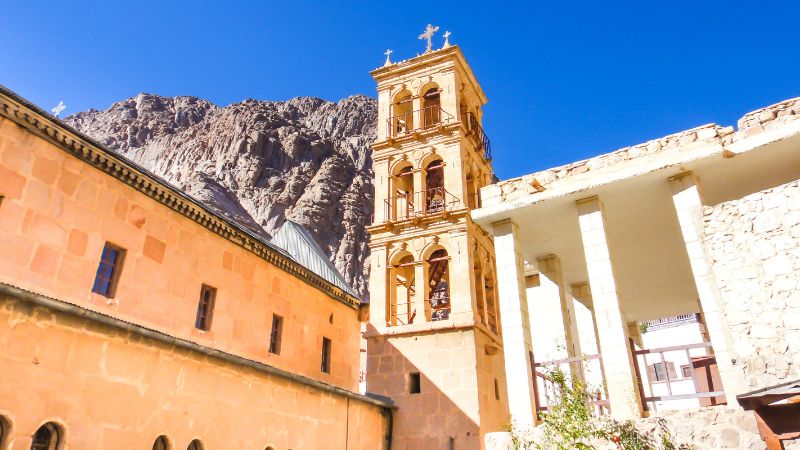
xmin=365 ymin=323 xmax=484 ymax=450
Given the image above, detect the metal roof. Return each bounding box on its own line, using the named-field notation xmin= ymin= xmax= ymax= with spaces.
xmin=271 ymin=220 xmax=359 ymax=298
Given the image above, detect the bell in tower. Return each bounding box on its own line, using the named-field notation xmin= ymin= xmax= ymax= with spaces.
xmin=364 ymin=27 xmax=508 ymax=450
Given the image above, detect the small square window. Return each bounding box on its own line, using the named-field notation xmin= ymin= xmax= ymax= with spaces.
xmin=681 ymin=365 xmax=691 ymax=378
xmin=195 ymin=285 xmax=216 ymax=331
xmin=92 ymin=243 xmax=125 ymax=298
xmin=409 ymin=372 xmax=421 ymax=394
xmin=269 ymin=314 xmax=283 ymax=355
xmin=321 ymin=337 xmax=332 ymax=373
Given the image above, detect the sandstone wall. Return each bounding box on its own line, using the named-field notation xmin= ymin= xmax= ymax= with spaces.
xmin=0 ymin=292 xmax=390 ymax=450
xmin=0 ymin=115 xmax=360 ymax=391
xmin=702 ymin=179 xmax=800 ymax=389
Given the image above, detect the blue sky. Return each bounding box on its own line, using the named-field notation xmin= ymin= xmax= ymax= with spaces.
xmin=3 ymin=1 xmax=798 ymax=179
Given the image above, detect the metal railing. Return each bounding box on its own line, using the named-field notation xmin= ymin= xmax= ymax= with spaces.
xmin=386 ymin=105 xmax=456 ymax=137
xmin=383 ymin=187 xmax=461 ymax=221
xmin=633 ymin=341 xmax=726 ymax=411
xmin=645 ymin=313 xmax=700 ymax=331
xmin=531 ymin=352 xmax=610 ymax=416
xmin=461 ymin=112 xmax=492 ymax=161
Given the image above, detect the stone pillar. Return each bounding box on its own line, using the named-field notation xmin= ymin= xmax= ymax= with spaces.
xmin=414 ymin=262 xmax=427 ymax=323
xmin=576 ymin=196 xmax=643 ymax=419
xmin=669 ymin=172 xmax=742 ymax=404
xmin=492 ymin=219 xmax=537 ymax=427
xmin=528 ymin=255 xmax=582 ymax=378
xmin=571 ymin=282 xmax=606 ymax=390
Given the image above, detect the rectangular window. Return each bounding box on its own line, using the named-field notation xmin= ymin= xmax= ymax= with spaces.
xmin=321 ymin=337 xmax=332 ymax=373
xmin=681 ymin=365 xmax=691 ymax=378
xmin=494 ymin=378 xmax=500 ymax=400
xmin=195 ymin=285 xmax=216 ymax=331
xmin=92 ymin=243 xmax=125 ymax=297
xmin=269 ymin=314 xmax=283 ymax=355
xmin=409 ymin=372 xmax=421 ymax=394
xmin=649 ymin=362 xmax=676 ymax=382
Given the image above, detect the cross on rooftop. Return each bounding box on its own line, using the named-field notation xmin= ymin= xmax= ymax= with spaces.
xmin=418 ymin=24 xmax=439 ymax=53
xmin=384 ymin=49 xmax=393 ymax=66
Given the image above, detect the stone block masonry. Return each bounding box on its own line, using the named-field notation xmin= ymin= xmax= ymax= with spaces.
xmin=703 ymin=179 xmax=800 ymax=390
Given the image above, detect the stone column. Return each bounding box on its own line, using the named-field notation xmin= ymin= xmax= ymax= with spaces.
xmin=414 ymin=262 xmax=427 ymax=323
xmin=528 ymin=255 xmax=583 ymax=378
xmin=669 ymin=172 xmax=742 ymax=404
xmin=492 ymin=219 xmax=537 ymax=427
xmin=576 ymin=196 xmax=643 ymax=419
xmin=369 ymin=245 xmax=389 ymax=327
xmin=571 ymin=282 xmax=606 ymax=390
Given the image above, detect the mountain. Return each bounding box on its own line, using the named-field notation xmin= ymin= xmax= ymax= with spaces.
xmin=65 ymin=93 xmax=376 ymax=298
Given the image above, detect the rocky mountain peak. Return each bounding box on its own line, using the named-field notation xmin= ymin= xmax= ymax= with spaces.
xmin=65 ymin=93 xmax=376 ymax=297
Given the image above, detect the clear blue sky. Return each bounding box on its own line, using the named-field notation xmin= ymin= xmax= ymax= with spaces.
xmin=3 ymin=1 xmax=798 ymax=179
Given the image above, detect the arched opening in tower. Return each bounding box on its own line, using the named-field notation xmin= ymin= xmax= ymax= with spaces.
xmin=425 ymin=159 xmax=445 ymax=213
xmin=428 ymin=248 xmax=450 ymax=321
xmin=421 ymin=86 xmax=441 ymax=127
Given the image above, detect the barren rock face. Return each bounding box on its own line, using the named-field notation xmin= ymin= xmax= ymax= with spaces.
xmin=66 ymin=93 xmax=376 ymax=298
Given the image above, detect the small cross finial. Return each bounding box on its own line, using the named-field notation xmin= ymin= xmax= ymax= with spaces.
xmin=442 ymin=31 xmax=452 ymax=49
xmin=418 ymin=24 xmax=440 ymax=53
xmin=51 ymin=100 xmax=66 ymax=118
xmin=383 ymin=49 xmax=393 ymax=66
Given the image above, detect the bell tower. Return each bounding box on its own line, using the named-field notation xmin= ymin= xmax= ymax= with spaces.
xmin=365 ymin=34 xmax=509 ymax=450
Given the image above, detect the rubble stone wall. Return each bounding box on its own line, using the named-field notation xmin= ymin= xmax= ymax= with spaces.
xmin=702 ymin=179 xmax=800 ymax=389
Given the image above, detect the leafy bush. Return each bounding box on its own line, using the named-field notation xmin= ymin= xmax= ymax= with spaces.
xmin=508 ymin=367 xmax=691 ymax=450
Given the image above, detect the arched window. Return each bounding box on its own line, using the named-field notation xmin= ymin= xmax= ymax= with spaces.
xmin=153 ymin=435 xmax=171 ymax=450
xmin=391 ymin=90 xmax=413 ymax=135
xmin=427 ymin=249 xmax=450 ymax=321
xmin=484 ymin=269 xmax=499 ymax=334
xmin=265 ymin=446 xmax=276 ymax=450
xmin=389 ymin=253 xmax=416 ymax=326
xmin=421 ymin=86 xmax=441 ymax=127
xmin=0 ymin=416 xmax=8 ymax=449
xmin=390 ymin=163 xmax=414 ymax=220
xmin=187 ymin=439 xmax=204 ymax=450
xmin=466 ymin=168 xmax=479 ymax=209
xmin=474 ymin=257 xmax=486 ymax=325
xmin=425 ymin=160 xmax=445 ymax=213
xmin=30 ymin=423 xmax=60 ymax=450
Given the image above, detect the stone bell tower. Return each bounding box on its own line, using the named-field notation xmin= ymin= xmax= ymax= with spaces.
xmin=365 ymin=32 xmax=509 ymax=450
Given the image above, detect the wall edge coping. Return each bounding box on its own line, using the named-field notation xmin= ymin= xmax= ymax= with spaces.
xmin=0 ymin=282 xmax=396 ymax=411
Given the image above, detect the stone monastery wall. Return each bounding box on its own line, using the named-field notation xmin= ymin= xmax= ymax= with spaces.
xmin=702 ymin=178 xmax=800 ymax=389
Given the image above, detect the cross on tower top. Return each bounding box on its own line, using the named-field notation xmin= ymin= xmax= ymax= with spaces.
xmin=384 ymin=49 xmax=393 ymax=66
xmin=418 ymin=24 xmax=440 ymax=53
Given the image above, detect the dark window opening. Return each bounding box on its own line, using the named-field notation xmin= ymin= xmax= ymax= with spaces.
xmin=409 ymin=372 xmax=421 ymax=394
xmin=152 ymin=436 xmax=170 ymax=450
xmin=92 ymin=243 xmax=125 ymax=297
xmin=494 ymin=378 xmax=500 ymax=400
xmin=30 ymin=422 xmax=60 ymax=450
xmin=269 ymin=314 xmax=283 ymax=355
xmin=187 ymin=439 xmax=203 ymax=450
xmin=681 ymin=365 xmax=691 ymax=378
xmin=195 ymin=285 xmax=216 ymax=331
xmin=321 ymin=337 xmax=332 ymax=373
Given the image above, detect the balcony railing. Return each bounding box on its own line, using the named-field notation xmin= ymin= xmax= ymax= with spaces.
xmin=386 ymin=105 xmax=456 ymax=137
xmin=384 ymin=187 xmax=461 ymax=222
xmin=462 ymin=112 xmax=492 ymax=161
xmin=531 ymin=352 xmax=610 ymax=417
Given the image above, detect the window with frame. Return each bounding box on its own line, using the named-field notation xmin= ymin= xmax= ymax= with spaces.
xmin=92 ymin=243 xmax=125 ymax=297
xmin=269 ymin=314 xmax=283 ymax=355
xmin=195 ymin=285 xmax=216 ymax=331
xmin=321 ymin=337 xmax=332 ymax=373
xmin=647 ymin=362 xmax=676 ymax=382
xmin=681 ymin=365 xmax=692 ymax=378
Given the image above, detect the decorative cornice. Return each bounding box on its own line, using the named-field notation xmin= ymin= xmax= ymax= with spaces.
xmin=0 ymin=84 xmax=360 ymax=309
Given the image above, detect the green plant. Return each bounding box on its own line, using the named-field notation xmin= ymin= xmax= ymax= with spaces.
xmin=507 ymin=367 xmax=692 ymax=450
